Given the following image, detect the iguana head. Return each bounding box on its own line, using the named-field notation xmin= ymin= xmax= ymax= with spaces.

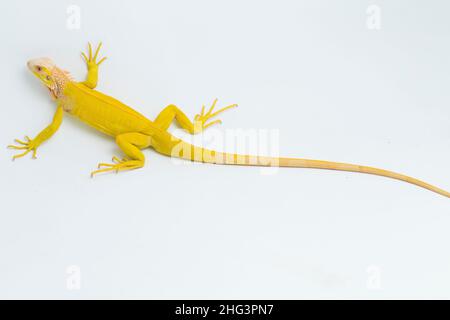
xmin=27 ymin=58 xmax=71 ymax=99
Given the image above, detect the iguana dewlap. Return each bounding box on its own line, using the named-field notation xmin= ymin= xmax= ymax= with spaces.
xmin=8 ymin=43 xmax=450 ymax=198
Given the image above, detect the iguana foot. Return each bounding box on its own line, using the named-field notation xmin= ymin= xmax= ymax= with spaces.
xmin=90 ymin=156 xmax=143 ymax=177
xmin=8 ymin=136 xmax=38 ymax=160
xmin=81 ymin=42 xmax=107 ymax=69
xmin=193 ymin=99 xmax=237 ymax=132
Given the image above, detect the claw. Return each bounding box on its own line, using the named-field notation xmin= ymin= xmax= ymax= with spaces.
xmin=91 ymin=158 xmax=143 ymax=177
xmin=193 ymin=99 xmax=237 ymax=132
xmin=12 ymin=136 xmax=31 ymax=145
xmin=12 ymin=149 xmax=32 ymax=160
xmin=205 ymin=98 xmax=218 ymax=116
xmin=112 ymin=156 xmax=121 ymax=163
xmin=209 ymin=104 xmax=237 ymax=119
xmin=91 ymin=166 xmax=123 ymax=177
xmin=203 ymin=119 xmax=222 ymax=129
xmin=8 ymin=135 xmax=37 ymax=160
xmin=97 ymin=57 xmax=107 ymax=65
xmin=93 ymin=42 xmax=102 ymax=61
xmin=15 ymin=139 xmax=28 ymax=145
xmin=8 ymin=145 xmax=27 ymax=150
xmin=97 ymin=163 xmax=114 ymax=168
xmin=82 ymin=42 xmax=107 ymax=67
xmin=91 ymin=168 xmax=112 ymax=177
xmin=81 ymin=52 xmax=88 ymax=63
xmin=88 ymin=42 xmax=92 ymax=60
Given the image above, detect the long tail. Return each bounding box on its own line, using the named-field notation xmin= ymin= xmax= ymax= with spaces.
xmin=169 ymin=141 xmax=450 ymax=198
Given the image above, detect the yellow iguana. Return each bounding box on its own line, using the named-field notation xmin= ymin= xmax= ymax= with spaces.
xmin=8 ymin=43 xmax=449 ymax=198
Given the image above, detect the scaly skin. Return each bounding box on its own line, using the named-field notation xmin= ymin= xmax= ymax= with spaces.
xmin=8 ymin=43 xmax=450 ymax=198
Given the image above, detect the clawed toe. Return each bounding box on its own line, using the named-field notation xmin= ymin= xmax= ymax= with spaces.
xmin=81 ymin=42 xmax=107 ymax=68
xmin=8 ymin=136 xmax=37 ymax=160
xmin=193 ymin=99 xmax=237 ymax=132
xmin=91 ymin=158 xmax=143 ymax=177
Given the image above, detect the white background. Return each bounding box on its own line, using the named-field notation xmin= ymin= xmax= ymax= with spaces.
xmin=0 ymin=0 xmax=449 ymax=299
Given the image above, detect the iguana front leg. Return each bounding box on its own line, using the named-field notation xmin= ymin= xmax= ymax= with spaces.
xmin=90 ymin=133 xmax=151 ymax=177
xmin=154 ymin=99 xmax=237 ymax=134
xmin=80 ymin=42 xmax=107 ymax=89
xmin=8 ymin=105 xmax=63 ymax=159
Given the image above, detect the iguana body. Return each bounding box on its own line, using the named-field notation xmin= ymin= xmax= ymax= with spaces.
xmin=9 ymin=43 xmax=450 ymax=198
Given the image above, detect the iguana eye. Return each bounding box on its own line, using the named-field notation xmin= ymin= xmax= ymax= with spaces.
xmin=36 ymin=66 xmax=42 ymax=71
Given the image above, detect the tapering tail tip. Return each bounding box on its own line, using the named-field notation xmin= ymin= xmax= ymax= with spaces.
xmin=280 ymin=157 xmax=450 ymax=198
xmin=172 ymin=142 xmax=449 ymax=198
xmin=215 ymin=153 xmax=450 ymax=198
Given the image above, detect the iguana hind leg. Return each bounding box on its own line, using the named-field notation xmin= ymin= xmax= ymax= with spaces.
xmin=91 ymin=132 xmax=151 ymax=177
xmin=154 ymin=99 xmax=237 ymax=134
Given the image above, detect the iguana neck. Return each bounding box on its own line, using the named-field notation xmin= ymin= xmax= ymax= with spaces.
xmin=50 ymin=67 xmax=72 ymax=100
